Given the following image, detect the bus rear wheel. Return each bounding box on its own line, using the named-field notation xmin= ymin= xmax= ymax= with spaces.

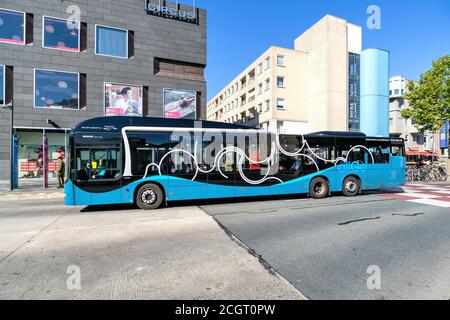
xmin=136 ymin=183 xmax=164 ymax=210
xmin=309 ymin=177 xmax=329 ymax=199
xmin=342 ymin=176 xmax=360 ymax=197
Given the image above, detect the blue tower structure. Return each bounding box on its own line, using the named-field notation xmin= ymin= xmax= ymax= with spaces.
xmin=360 ymin=49 xmax=390 ymax=137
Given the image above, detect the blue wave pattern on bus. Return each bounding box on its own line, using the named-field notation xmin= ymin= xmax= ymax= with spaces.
xmin=65 ymin=156 xmax=405 ymax=206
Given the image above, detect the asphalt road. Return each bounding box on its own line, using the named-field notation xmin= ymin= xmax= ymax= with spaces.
xmin=201 ymin=192 xmax=450 ymax=300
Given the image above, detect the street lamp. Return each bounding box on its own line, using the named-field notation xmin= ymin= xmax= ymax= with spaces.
xmin=0 ymin=101 xmax=14 ymax=191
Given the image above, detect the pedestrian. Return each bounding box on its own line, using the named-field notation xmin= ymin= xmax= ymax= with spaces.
xmin=57 ymin=156 xmax=65 ymax=188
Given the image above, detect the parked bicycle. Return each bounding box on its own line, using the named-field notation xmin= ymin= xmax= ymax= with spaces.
xmin=406 ymin=163 xmax=448 ymax=183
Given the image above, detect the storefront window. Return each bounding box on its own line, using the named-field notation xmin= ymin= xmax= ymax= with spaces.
xmin=95 ymin=25 xmax=128 ymax=58
xmin=34 ymin=69 xmax=79 ymax=109
xmin=16 ymin=129 xmax=68 ymax=187
xmin=43 ymin=16 xmax=80 ymax=52
xmin=0 ymin=8 xmax=25 ymax=45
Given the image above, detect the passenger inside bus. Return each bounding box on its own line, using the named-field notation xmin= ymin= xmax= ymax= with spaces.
xmin=374 ymin=147 xmax=389 ymax=164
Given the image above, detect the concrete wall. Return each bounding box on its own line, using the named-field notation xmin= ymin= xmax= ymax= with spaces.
xmin=294 ymin=15 xmax=349 ymax=133
xmin=0 ymin=0 xmax=207 ymax=182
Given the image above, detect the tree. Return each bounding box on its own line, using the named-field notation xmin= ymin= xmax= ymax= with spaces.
xmin=401 ymin=55 xmax=450 ymax=133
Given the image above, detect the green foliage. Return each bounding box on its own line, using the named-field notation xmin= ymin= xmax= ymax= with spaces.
xmin=401 ymin=55 xmax=450 ymax=133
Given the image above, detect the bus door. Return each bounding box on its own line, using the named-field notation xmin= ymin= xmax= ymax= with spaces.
xmin=205 ymin=132 xmax=236 ymax=199
xmin=335 ymin=138 xmax=367 ymax=190
xmin=167 ymin=132 xmax=207 ymax=201
xmin=233 ymin=132 xmax=275 ymax=197
xmin=366 ymin=139 xmax=392 ymax=189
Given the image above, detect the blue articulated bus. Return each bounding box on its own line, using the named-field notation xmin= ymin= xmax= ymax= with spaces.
xmin=65 ymin=117 xmax=406 ymax=209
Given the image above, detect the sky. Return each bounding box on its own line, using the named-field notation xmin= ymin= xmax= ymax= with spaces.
xmin=193 ymin=0 xmax=450 ymax=100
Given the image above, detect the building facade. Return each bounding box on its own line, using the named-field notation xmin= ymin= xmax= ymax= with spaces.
xmin=0 ymin=0 xmax=207 ymax=187
xmin=207 ymin=15 xmax=389 ymax=135
xmin=389 ymin=76 xmax=440 ymax=153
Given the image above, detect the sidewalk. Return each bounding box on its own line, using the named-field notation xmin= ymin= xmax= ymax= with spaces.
xmin=0 ymin=179 xmax=64 ymax=200
xmin=0 ymin=199 xmax=305 ymax=299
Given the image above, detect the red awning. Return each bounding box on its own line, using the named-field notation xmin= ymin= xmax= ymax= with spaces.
xmin=406 ymin=151 xmax=440 ymax=156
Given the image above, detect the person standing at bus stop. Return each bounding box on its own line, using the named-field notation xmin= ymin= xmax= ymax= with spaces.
xmin=57 ymin=156 xmax=65 ymax=188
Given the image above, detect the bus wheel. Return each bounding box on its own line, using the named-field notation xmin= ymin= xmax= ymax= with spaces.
xmin=309 ymin=177 xmax=329 ymax=199
xmin=342 ymin=176 xmax=360 ymax=197
xmin=136 ymin=183 xmax=164 ymax=210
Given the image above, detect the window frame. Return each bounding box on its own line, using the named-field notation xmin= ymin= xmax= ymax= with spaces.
xmin=0 ymin=8 xmax=26 ymax=46
xmin=0 ymin=64 xmax=4 ymax=106
xmin=33 ymin=68 xmax=80 ymax=110
xmin=95 ymin=24 xmax=129 ymax=59
xmin=264 ymin=57 xmax=271 ymax=70
xmin=277 ymin=98 xmax=286 ymax=110
xmin=277 ymin=55 xmax=285 ymax=67
xmin=42 ymin=15 xmax=81 ymax=53
xmin=265 ymin=78 xmax=270 ymax=91
xmin=277 ymin=76 xmax=285 ymax=88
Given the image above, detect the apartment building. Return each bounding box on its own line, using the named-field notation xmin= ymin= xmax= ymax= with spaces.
xmin=389 ymin=76 xmax=440 ymax=153
xmin=207 ymin=46 xmax=308 ymax=133
xmin=207 ymin=15 xmax=390 ymax=135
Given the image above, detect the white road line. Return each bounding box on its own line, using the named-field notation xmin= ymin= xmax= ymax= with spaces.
xmin=407 ymin=198 xmax=450 ymax=208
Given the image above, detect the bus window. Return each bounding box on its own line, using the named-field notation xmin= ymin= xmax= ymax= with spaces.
xmin=368 ymin=147 xmax=390 ymax=164
xmin=128 ymin=133 xmax=171 ymax=176
xmin=335 ymin=138 xmax=366 ymax=164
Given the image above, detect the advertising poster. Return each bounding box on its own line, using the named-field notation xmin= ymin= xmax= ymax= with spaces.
xmin=164 ymin=89 xmax=197 ymax=119
xmin=104 ymin=83 xmax=143 ymax=117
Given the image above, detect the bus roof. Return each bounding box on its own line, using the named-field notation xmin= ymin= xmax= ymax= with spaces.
xmin=71 ymin=116 xmax=252 ymax=133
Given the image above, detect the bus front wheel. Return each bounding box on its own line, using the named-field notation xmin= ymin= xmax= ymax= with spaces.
xmin=136 ymin=183 xmax=164 ymax=210
xmin=309 ymin=177 xmax=329 ymax=199
xmin=342 ymin=176 xmax=360 ymax=197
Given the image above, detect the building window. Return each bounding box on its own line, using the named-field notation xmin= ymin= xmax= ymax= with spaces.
xmin=95 ymin=25 xmax=129 ymax=59
xmin=277 ymin=55 xmax=285 ymax=66
xmin=394 ymin=89 xmax=399 ymax=95
xmin=34 ymin=69 xmax=83 ymax=110
xmin=258 ymin=103 xmax=262 ymax=114
xmin=265 ymin=78 xmax=270 ymax=91
xmin=258 ymin=83 xmax=263 ymax=94
xmin=277 ymin=76 xmax=285 ymax=88
xmin=277 ymin=98 xmax=285 ymax=109
xmin=0 ymin=65 xmax=4 ymax=105
xmin=348 ymin=53 xmax=360 ymax=131
xmin=0 ymin=8 xmax=25 ymax=45
xmin=265 ymin=100 xmax=270 ymax=112
xmin=43 ymin=16 xmax=80 ymax=52
xmin=257 ymin=63 xmax=262 ymax=75
xmin=264 ymin=57 xmax=271 ymax=70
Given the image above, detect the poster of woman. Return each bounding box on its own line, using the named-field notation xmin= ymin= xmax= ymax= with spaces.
xmin=104 ymin=83 xmax=143 ymax=116
xmin=164 ymin=89 xmax=197 ymax=119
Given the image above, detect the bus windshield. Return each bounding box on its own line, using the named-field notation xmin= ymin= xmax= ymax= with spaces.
xmin=75 ymin=144 xmax=122 ymax=181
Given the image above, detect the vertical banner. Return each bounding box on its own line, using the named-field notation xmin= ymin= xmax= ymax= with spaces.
xmin=43 ymin=135 xmax=48 ymax=188
xmin=12 ymin=133 xmax=18 ymax=190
